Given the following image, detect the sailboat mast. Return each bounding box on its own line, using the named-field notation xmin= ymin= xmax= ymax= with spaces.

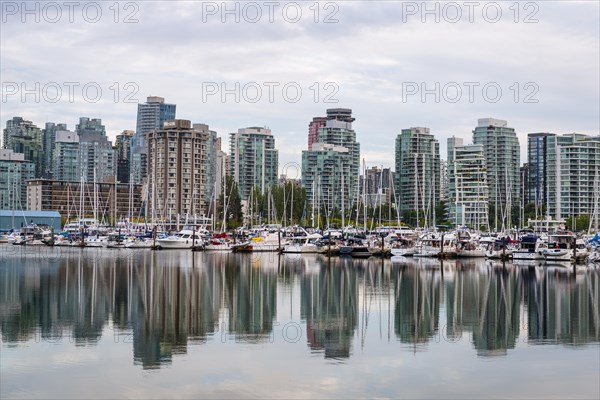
xmin=341 ymin=163 xmax=345 ymax=229
xmin=362 ymin=159 xmax=367 ymax=233
xmin=311 ymin=175 xmax=315 ymax=227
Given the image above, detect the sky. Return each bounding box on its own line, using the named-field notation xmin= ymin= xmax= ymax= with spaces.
xmin=1 ymin=1 xmax=599 ymax=175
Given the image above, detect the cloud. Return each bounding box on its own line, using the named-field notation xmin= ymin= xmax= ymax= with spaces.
xmin=1 ymin=1 xmax=598 ymax=171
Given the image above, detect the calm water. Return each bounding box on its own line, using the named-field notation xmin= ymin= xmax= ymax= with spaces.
xmin=1 ymin=246 xmax=599 ymax=399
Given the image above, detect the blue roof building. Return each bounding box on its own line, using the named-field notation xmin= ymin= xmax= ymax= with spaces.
xmin=0 ymin=210 xmax=61 ymax=231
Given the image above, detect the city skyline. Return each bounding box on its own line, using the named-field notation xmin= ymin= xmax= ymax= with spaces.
xmin=1 ymin=2 xmax=598 ymax=171
xmin=1 ymin=110 xmax=598 ymax=172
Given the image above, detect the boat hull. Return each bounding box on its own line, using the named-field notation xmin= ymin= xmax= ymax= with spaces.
xmin=512 ymin=251 xmax=545 ymax=260
xmin=282 ymin=244 xmax=319 ymax=253
xmin=156 ymin=239 xmax=201 ymax=249
xmin=543 ymin=248 xmax=572 ymax=261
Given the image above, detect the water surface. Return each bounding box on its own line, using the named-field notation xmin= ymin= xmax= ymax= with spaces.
xmin=1 ymin=246 xmax=599 ymax=399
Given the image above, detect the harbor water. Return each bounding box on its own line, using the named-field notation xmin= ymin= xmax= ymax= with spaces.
xmin=1 ymin=246 xmax=599 ymax=399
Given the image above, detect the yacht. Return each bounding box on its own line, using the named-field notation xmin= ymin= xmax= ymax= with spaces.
xmin=156 ymin=226 xmax=204 ymax=249
xmin=512 ymin=234 xmax=546 ymax=261
xmin=339 ymin=237 xmax=371 ymax=258
xmin=543 ymin=233 xmax=588 ymax=262
xmin=282 ymin=232 xmax=322 ymax=253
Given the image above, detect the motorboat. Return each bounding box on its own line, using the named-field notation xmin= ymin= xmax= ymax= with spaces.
xmin=282 ymin=232 xmax=322 ymax=253
xmin=156 ymin=226 xmax=204 ymax=249
xmin=339 ymin=237 xmax=371 ymax=258
xmin=512 ymin=234 xmax=546 ymax=260
xmin=543 ymin=233 xmax=588 ymax=262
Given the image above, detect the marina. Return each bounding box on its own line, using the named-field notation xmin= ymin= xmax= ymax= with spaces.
xmin=1 ymin=247 xmax=599 ymax=398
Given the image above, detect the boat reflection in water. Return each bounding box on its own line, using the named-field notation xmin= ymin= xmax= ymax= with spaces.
xmin=1 ymin=247 xmax=599 ymax=373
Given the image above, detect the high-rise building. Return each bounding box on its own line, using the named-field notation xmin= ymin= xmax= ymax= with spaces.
xmin=76 ymin=117 xmax=116 ymax=183
xmin=302 ymin=143 xmax=352 ymax=220
xmin=361 ymin=166 xmax=394 ymax=207
xmin=193 ymin=123 xmax=219 ymax=215
xmin=115 ymin=130 xmax=134 ymax=183
xmin=0 ymin=149 xmax=35 ymax=210
xmin=302 ymin=108 xmax=360 ymax=215
xmin=473 ymin=118 xmax=520 ymax=229
xmin=132 ymin=96 xmax=177 ymax=184
xmin=527 ymin=132 xmax=555 ymax=210
xmin=520 ymin=163 xmax=529 ymax=206
xmin=76 ymin=117 xmax=105 ymax=134
xmin=53 ymin=130 xmax=80 ymax=182
xmin=215 ymin=137 xmax=228 ymax=198
xmin=42 ymin=122 xmax=67 ymax=178
xmin=147 ymin=119 xmax=214 ymax=219
xmin=439 ymin=160 xmax=448 ymax=202
xmin=528 ymin=132 xmax=600 ymax=219
xmin=229 ymin=127 xmax=278 ymax=200
xmin=394 ymin=127 xmax=440 ymax=223
xmin=3 ymin=117 xmax=39 ymax=148
xmin=558 ymin=135 xmax=600 ymax=220
xmin=2 ymin=117 xmax=43 ymax=177
xmin=446 ymin=137 xmax=489 ymax=229
xmin=308 ymin=117 xmax=327 ymax=150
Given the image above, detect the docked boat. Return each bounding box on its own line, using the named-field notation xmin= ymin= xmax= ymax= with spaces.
xmin=456 ymin=230 xmax=486 ymax=258
xmin=11 ymin=224 xmax=53 ymax=245
xmin=414 ymin=232 xmax=457 ymax=258
xmin=204 ymin=234 xmax=234 ymax=251
xmin=484 ymin=237 xmax=516 ymax=259
xmin=512 ymin=235 xmax=546 ymax=261
xmin=156 ymin=226 xmax=204 ymax=249
xmin=231 ymin=230 xmax=284 ymax=252
xmin=543 ymin=233 xmax=588 ymax=262
xmin=124 ymin=237 xmax=156 ymax=248
xmin=339 ymin=237 xmax=371 ymax=258
xmin=282 ymin=232 xmax=322 ymax=253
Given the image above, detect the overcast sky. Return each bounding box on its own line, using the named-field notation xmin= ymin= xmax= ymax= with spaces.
xmin=1 ymin=1 xmax=598 ymax=174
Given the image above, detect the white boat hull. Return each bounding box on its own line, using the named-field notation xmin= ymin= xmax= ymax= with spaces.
xmin=156 ymin=238 xmax=200 ymax=249
xmin=457 ymin=249 xmax=486 ymax=258
xmin=543 ymin=248 xmax=572 ymax=261
xmin=204 ymin=244 xmax=232 ymax=251
xmin=282 ymin=244 xmax=319 ymax=253
xmin=391 ymin=248 xmax=416 ymax=257
xmin=512 ymin=251 xmax=545 ymax=260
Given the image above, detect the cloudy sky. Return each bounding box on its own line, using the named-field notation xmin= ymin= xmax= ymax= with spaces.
xmin=1 ymin=1 xmax=598 ymax=174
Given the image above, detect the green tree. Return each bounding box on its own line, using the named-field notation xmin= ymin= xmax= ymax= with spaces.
xmin=566 ymin=214 xmax=590 ymax=232
xmin=268 ymin=182 xmax=307 ymax=225
xmin=217 ymin=176 xmax=243 ymax=229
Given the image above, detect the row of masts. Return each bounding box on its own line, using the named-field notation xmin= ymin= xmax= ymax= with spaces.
xmin=5 ymin=159 xmax=599 ymax=235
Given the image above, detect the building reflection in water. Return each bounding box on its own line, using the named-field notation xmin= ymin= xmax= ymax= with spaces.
xmin=393 ymin=263 xmax=441 ymax=349
xmin=0 ymin=248 xmax=598 ymax=369
xmin=224 ymin=253 xmax=277 ymax=341
xmin=443 ymin=264 xmax=521 ymax=356
xmin=300 ymin=256 xmax=358 ymax=359
xmin=130 ymin=251 xmax=223 ymax=368
xmin=525 ymin=267 xmax=600 ymax=345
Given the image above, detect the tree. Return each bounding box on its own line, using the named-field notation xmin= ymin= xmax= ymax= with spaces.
xmin=216 ymin=176 xmax=243 ymax=229
xmin=566 ymin=214 xmax=590 ymax=232
xmin=268 ymin=181 xmax=307 ymax=225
